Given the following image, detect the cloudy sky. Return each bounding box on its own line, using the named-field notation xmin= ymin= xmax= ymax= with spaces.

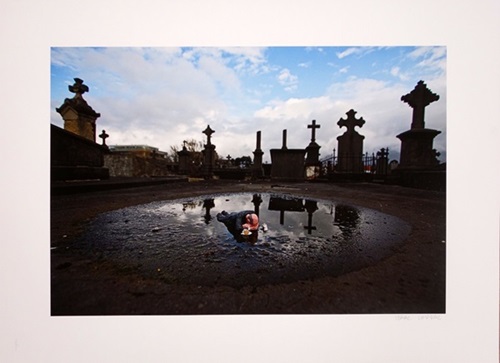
xmin=50 ymin=46 xmax=446 ymax=163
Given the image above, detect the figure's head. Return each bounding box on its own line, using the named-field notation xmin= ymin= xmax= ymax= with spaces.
xmin=244 ymin=213 xmax=259 ymax=230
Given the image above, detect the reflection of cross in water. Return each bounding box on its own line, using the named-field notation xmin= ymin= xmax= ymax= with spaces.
xmin=303 ymin=200 xmax=318 ymax=234
xmin=307 ymin=119 xmax=320 ymax=142
xmin=338 ymin=109 xmax=365 ymax=133
xmin=202 ymin=198 xmax=215 ymax=224
xmin=99 ymin=130 xmax=109 ymax=146
xmin=203 ymin=125 xmax=215 ymax=146
xmin=252 ymin=194 xmax=262 ymax=215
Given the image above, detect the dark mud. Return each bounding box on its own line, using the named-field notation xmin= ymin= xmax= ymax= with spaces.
xmin=51 ymin=180 xmax=446 ymax=315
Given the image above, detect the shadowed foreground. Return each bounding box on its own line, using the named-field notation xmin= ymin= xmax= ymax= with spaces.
xmin=51 ymin=180 xmax=445 ymax=315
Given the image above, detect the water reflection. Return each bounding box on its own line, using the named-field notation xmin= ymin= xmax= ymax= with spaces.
xmin=334 ymin=204 xmax=360 ymax=238
xmin=268 ymin=195 xmax=305 ymax=225
xmin=83 ymin=192 xmax=411 ymax=287
xmin=304 ymin=200 xmax=318 ymax=234
xmin=202 ymin=198 xmax=215 ymax=224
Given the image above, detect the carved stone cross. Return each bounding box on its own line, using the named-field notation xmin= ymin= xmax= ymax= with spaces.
xmin=203 ymin=125 xmax=215 ymax=145
xmin=99 ymin=129 xmax=109 ymax=146
xmin=338 ymin=109 xmax=365 ymax=133
xmin=68 ymin=78 xmax=89 ymax=97
xmin=401 ymin=80 xmax=439 ymax=130
xmin=307 ymin=119 xmax=320 ymax=142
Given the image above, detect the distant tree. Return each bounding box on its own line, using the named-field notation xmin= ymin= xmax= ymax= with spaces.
xmin=168 ymin=139 xmax=204 ymax=163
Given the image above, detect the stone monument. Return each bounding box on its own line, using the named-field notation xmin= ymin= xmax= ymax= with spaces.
xmin=305 ymin=119 xmax=321 ymax=179
xmin=177 ymin=140 xmax=192 ymax=175
xmin=252 ymin=131 xmax=264 ymax=179
xmin=202 ymin=125 xmax=216 ymax=178
xmin=397 ymin=80 xmax=441 ymax=169
xmin=270 ymin=130 xmax=306 ymax=181
xmin=336 ymin=109 xmax=365 ymax=173
xmin=56 ymin=78 xmax=101 ymax=142
xmin=52 ymin=78 xmax=109 ymax=181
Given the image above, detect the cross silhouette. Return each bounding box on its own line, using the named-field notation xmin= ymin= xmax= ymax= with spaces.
xmin=401 ymin=80 xmax=439 ymax=129
xmin=68 ymin=78 xmax=89 ymax=97
xmin=203 ymin=125 xmax=215 ymax=145
xmin=338 ymin=109 xmax=365 ymax=133
xmin=99 ymin=130 xmax=109 ymax=146
xmin=307 ymin=119 xmax=321 ymax=142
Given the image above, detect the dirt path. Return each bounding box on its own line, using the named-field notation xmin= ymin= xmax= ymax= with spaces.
xmin=51 ymin=180 xmax=446 ymax=315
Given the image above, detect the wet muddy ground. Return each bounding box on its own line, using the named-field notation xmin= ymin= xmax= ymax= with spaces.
xmin=51 ymin=179 xmax=446 ymax=315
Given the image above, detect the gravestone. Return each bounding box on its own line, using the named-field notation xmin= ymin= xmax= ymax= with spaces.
xmin=252 ymin=131 xmax=264 ymax=179
xmin=397 ymin=80 xmax=441 ymax=169
xmin=56 ymin=78 xmax=101 ymax=142
xmin=99 ymin=130 xmax=109 ymax=149
xmin=305 ymin=120 xmax=322 ymax=179
xmin=202 ymin=125 xmax=216 ymax=178
xmin=375 ymin=147 xmax=389 ymax=175
xmin=177 ymin=141 xmax=192 ymax=175
xmin=270 ymin=130 xmax=306 ymax=181
xmin=336 ymin=109 xmax=365 ymax=173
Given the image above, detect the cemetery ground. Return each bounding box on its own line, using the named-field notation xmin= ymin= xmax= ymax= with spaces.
xmin=50 ymin=179 xmax=446 ymax=315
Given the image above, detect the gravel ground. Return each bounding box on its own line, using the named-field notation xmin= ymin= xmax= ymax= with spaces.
xmin=50 ymin=179 xmax=446 ymax=315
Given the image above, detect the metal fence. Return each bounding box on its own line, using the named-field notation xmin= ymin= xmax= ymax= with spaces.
xmin=320 ymin=148 xmax=390 ymax=176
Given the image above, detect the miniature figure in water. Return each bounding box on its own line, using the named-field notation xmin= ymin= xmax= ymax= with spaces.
xmin=216 ymin=210 xmax=259 ymax=242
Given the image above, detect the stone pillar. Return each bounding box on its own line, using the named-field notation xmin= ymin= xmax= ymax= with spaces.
xmin=252 ymin=130 xmax=264 ymax=179
xmin=336 ymin=109 xmax=365 ymax=173
xmin=56 ymin=78 xmax=101 ymax=142
xmin=202 ymin=125 xmax=216 ymax=178
xmin=281 ymin=129 xmax=288 ymax=149
xmin=397 ymin=81 xmax=441 ymax=169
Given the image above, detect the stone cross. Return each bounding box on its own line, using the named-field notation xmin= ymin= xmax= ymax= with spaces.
xmin=68 ymin=78 xmax=89 ymax=97
xmin=203 ymin=125 xmax=215 ymax=145
xmin=307 ymin=119 xmax=320 ymax=142
xmin=401 ymin=80 xmax=439 ymax=130
xmin=99 ymin=129 xmax=109 ymax=146
xmin=338 ymin=109 xmax=365 ymax=132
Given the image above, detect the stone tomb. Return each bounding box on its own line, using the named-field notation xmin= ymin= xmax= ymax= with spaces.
xmin=270 ymin=130 xmax=306 ymax=181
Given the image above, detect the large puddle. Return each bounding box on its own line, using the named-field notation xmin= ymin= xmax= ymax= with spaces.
xmin=79 ymin=193 xmax=411 ymax=287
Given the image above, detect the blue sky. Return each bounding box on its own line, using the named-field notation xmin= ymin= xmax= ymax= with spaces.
xmin=51 ymin=46 xmax=446 ymax=162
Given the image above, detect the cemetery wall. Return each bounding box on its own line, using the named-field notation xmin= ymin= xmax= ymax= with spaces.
xmin=51 ymin=124 xmax=109 ymax=180
xmin=104 ymin=153 xmax=177 ymax=177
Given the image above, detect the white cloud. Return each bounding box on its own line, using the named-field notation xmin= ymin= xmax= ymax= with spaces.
xmin=51 ymin=47 xmax=447 ymax=164
xmin=336 ymin=47 xmax=375 ymax=60
xmin=277 ymin=68 xmax=298 ymax=92
xmin=390 ymin=66 xmax=410 ymax=81
xmin=336 ymin=47 xmax=359 ymax=59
